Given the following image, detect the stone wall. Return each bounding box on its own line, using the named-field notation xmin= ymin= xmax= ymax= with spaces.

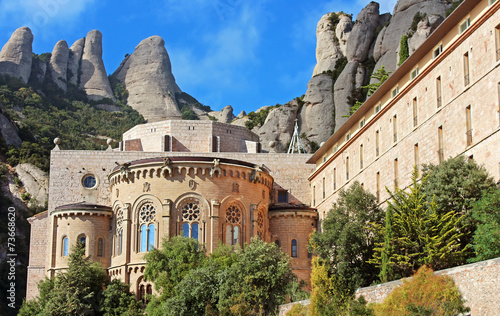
xmin=355 ymin=257 xmax=500 ymax=316
xmin=26 ymin=211 xmax=48 ymax=300
xmin=278 ymin=257 xmax=500 ymax=316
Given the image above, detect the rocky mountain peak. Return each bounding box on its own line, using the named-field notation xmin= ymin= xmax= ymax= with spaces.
xmin=49 ymin=40 xmax=69 ymax=92
xmin=0 ymin=27 xmax=33 ymax=83
xmin=113 ymin=35 xmax=182 ymax=122
xmin=80 ymin=30 xmax=115 ymax=101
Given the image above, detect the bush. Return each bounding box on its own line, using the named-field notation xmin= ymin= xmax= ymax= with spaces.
xmin=286 ymin=303 xmax=308 ymax=316
xmin=372 ymin=266 xmax=469 ymax=316
xmin=398 ymin=35 xmax=409 ymax=66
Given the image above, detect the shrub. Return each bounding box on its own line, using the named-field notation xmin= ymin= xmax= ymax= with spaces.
xmin=286 ymin=303 xmax=308 ymax=316
xmin=398 ymin=35 xmax=409 ymax=66
xmin=372 ymin=266 xmax=469 ymax=316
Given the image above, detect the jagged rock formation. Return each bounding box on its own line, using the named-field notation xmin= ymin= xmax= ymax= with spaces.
xmin=68 ymin=38 xmax=85 ymax=85
xmin=373 ymin=0 xmax=448 ymax=75
xmin=258 ymin=100 xmax=300 ymax=153
xmin=113 ymin=35 xmax=182 ymax=121
xmin=241 ymin=0 xmax=450 ymax=152
xmin=80 ymin=30 xmax=115 ymax=101
xmin=0 ymin=112 xmax=22 ymax=147
xmin=313 ymin=13 xmax=352 ymax=76
xmin=299 ymin=74 xmax=335 ymax=144
xmin=49 ymin=40 xmax=69 ymax=92
xmin=208 ymin=105 xmax=236 ymax=123
xmin=0 ymin=27 xmax=33 ymax=83
xmin=15 ymin=163 xmax=49 ymax=207
xmin=409 ymin=14 xmax=444 ymax=53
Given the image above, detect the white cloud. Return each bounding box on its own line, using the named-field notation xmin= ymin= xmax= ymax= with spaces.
xmin=0 ymin=0 xmax=95 ymax=35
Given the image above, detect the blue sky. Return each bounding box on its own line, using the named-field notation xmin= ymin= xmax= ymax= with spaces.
xmin=0 ymin=0 xmax=396 ymax=115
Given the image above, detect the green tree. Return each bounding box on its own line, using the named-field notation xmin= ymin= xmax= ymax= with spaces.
xmin=18 ymin=242 xmax=142 ymax=316
xmin=373 ymin=169 xmax=469 ymax=281
xmin=217 ymin=237 xmax=295 ymax=315
xmin=422 ymin=156 xmax=496 ymax=258
xmin=143 ymin=236 xmax=206 ymax=303
xmin=398 ymin=35 xmax=409 ymax=65
xmin=309 ymin=181 xmax=384 ymax=292
xmin=378 ymin=207 xmax=395 ymax=283
xmin=469 ymin=188 xmax=500 ymax=262
xmin=422 ymin=156 xmax=496 ymax=219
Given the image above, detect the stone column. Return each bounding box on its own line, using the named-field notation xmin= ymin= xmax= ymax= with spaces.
xmin=162 ymin=199 xmax=171 ymax=240
xmin=210 ymin=199 xmax=220 ymax=253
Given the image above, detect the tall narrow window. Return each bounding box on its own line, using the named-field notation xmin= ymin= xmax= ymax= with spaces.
xmin=322 ymin=177 xmax=325 ymax=200
xmin=313 ymin=186 xmax=316 ymax=206
xmin=394 ymin=159 xmax=399 ymax=189
xmin=225 ymin=205 xmax=242 ymax=246
xmin=466 ymin=105 xmax=472 ymax=146
xmin=375 ymin=130 xmax=380 ymax=157
xmin=115 ymin=208 xmax=123 ymax=256
xmin=117 ymin=228 xmax=123 ymax=256
xmin=393 ymin=115 xmax=398 ymax=143
xmin=346 ymin=157 xmax=350 ymax=181
xmin=438 ymin=126 xmax=444 ymax=163
xmin=376 ymin=172 xmax=380 ymax=203
xmin=148 ymin=224 xmax=155 ymax=251
xmin=496 ymin=25 xmax=500 ymax=61
xmin=414 ymin=144 xmax=419 ymax=167
xmin=359 ymin=144 xmax=364 ymax=169
xmin=413 ymin=97 xmax=418 ymax=127
xmin=463 ymin=52 xmax=470 ymax=86
xmin=436 ymin=76 xmax=442 ymax=108
xmin=333 ymin=168 xmax=337 ymax=191
xmin=62 ymin=237 xmax=69 ymax=256
xmin=291 ymin=239 xmax=298 ymax=257
xmin=97 ymin=238 xmax=104 ymax=257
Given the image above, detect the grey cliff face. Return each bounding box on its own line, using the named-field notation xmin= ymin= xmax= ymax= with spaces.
xmin=113 ymin=35 xmax=182 ymax=122
xmin=79 ymin=30 xmax=115 ymax=101
xmin=0 ymin=27 xmax=33 ymax=83
xmin=258 ymin=100 xmax=300 ymax=153
xmin=300 ymin=74 xmax=335 ymax=144
xmin=372 ymin=0 xmax=448 ymax=76
xmin=49 ymin=40 xmax=69 ymax=92
xmin=209 ymin=105 xmax=236 ymax=123
xmin=0 ymin=112 xmax=22 ymax=147
xmin=67 ymin=38 xmax=85 ymax=85
xmin=346 ymin=2 xmax=381 ymax=62
xmin=15 ymin=163 xmax=49 ymax=208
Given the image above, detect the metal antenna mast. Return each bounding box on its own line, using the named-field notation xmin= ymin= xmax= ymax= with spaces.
xmin=287 ymin=119 xmax=306 ymax=154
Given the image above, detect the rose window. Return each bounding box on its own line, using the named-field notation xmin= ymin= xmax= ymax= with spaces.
xmin=139 ymin=203 xmax=156 ymax=224
xmin=181 ymin=202 xmax=200 ymax=222
xmin=225 ymin=205 xmax=242 ymax=224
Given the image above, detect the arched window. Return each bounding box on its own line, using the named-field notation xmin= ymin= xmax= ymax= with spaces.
xmin=180 ymin=199 xmax=200 ymax=241
xmin=139 ymin=203 xmax=156 ymax=252
xmin=291 ymin=239 xmax=298 ymax=257
xmin=225 ymin=204 xmax=242 ymax=246
xmin=274 ymin=240 xmax=280 ymax=247
xmin=62 ymin=236 xmax=69 ymax=256
xmin=97 ymin=238 xmax=104 ymax=257
xmin=117 ymin=228 xmax=123 ymax=256
xmin=146 ymin=284 xmax=152 ymax=295
xmin=115 ymin=208 xmax=124 ymax=256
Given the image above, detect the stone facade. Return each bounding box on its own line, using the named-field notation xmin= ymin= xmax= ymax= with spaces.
xmin=26 ymin=122 xmax=316 ymax=300
xmin=309 ymin=0 xmax=500 ymax=221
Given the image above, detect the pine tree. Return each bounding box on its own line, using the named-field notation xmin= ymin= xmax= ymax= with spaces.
xmin=372 ymin=168 xmax=469 ymax=281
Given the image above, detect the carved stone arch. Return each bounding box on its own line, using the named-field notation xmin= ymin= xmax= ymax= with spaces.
xmin=132 ymin=194 xmax=163 ymax=253
xmin=220 ymin=195 xmax=249 ymax=246
xmin=173 ymin=192 xmax=210 ymax=222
